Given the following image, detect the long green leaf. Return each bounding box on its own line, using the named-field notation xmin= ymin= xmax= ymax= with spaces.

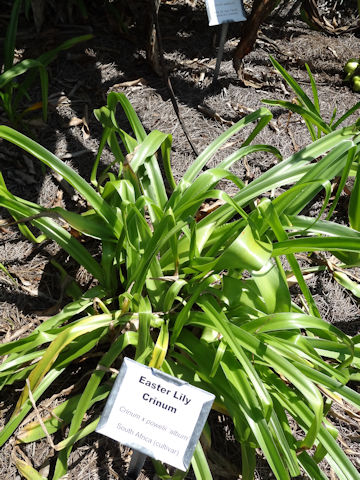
xmin=191 ymin=442 xmax=213 ymax=480
xmin=273 ymin=236 xmax=360 ymax=256
xmin=191 ymin=303 xmax=323 ymax=449
xmin=3 ymin=0 xmax=22 ymax=70
xmin=197 ymin=296 xmax=273 ymax=421
xmin=14 ymin=458 xmax=46 ymax=480
xmin=0 ymin=194 xmax=105 ymax=283
xmin=0 ymin=58 xmax=45 ymax=88
xmin=12 ymin=312 xmax=124 ymax=415
xmin=17 ymin=386 xmax=110 ymax=443
xmin=0 ymin=126 xmax=121 ymax=235
xmin=268 ymin=56 xmax=319 ymax=115
xmin=349 ymin=157 xmax=360 ymax=231
xmin=263 ymin=99 xmax=331 ymax=135
xmin=180 ymin=108 xmax=273 ymax=187
xmin=198 ymin=125 xmax=359 ymax=229
xmin=264 ymin=368 xmax=360 ymax=480
xmin=53 ymin=331 xmax=137 ymax=479
xmin=221 ymin=357 xmax=289 ymax=480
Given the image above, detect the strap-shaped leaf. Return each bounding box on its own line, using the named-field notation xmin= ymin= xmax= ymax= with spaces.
xmin=53 ymin=331 xmax=137 ymax=479
xmin=12 ymin=312 xmax=127 ymax=416
xmin=269 ymin=56 xmax=317 ymax=112
xmin=192 ymin=299 xmax=323 ymax=449
xmin=0 ymin=126 xmax=121 ymax=235
xmin=273 ymin=236 xmax=360 ymax=256
xmin=215 ymin=224 xmax=272 ymax=272
xmin=259 ymin=198 xmax=319 ymax=317
xmin=17 ymin=385 xmax=110 ymax=443
xmin=13 ymin=458 xmax=46 ymax=480
xmin=251 ymin=259 xmax=291 ymax=313
xmin=191 ymin=442 xmax=213 ymax=480
xmin=0 ymin=194 xmax=105 ymax=283
xmin=263 ymin=99 xmax=331 ymax=135
xmin=349 ymin=151 xmax=360 ymax=231
xmin=199 ymin=125 xmax=359 ymax=228
xmin=221 ymin=356 xmax=290 ymax=480
xmin=179 ymin=107 xmax=273 ymax=187
xmin=3 ymin=0 xmax=22 ymax=70
xmin=149 ymin=322 xmax=169 ymax=369
xmin=0 ymin=58 xmax=45 ymax=88
xmin=198 ymin=296 xmax=273 ymax=422
xmin=263 ymin=367 xmax=360 ymax=479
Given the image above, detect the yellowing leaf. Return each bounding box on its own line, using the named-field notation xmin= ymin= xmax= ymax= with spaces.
xmin=15 ymin=458 xmax=46 ymax=480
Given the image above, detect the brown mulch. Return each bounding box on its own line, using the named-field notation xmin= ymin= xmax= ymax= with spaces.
xmin=1 ymin=1 xmax=360 ymax=478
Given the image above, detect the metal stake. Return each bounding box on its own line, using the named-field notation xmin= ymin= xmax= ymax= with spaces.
xmin=126 ymin=450 xmax=147 ymax=480
xmin=212 ymin=22 xmax=229 ymax=84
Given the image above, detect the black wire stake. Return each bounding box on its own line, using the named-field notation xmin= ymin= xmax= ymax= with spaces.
xmin=125 ymin=450 xmax=147 ymax=480
xmin=212 ymin=22 xmax=229 ymax=84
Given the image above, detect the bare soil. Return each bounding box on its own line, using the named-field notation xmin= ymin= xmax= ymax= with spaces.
xmin=1 ymin=1 xmax=360 ymax=479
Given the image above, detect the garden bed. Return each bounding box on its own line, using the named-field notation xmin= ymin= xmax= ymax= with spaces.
xmin=1 ymin=1 xmax=360 ymax=478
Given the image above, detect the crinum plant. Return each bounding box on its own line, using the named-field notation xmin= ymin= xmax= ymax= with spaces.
xmin=0 ymin=93 xmax=360 ymax=479
xmin=263 ymin=57 xmax=360 ymax=293
xmin=0 ymin=0 xmax=92 ymax=125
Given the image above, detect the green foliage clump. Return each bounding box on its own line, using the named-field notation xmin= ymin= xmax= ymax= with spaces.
xmin=0 ymin=0 xmax=92 ymax=125
xmin=0 ymin=62 xmax=360 ymax=479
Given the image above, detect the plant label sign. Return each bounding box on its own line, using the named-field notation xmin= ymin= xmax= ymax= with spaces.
xmin=205 ymin=0 xmax=247 ymax=26
xmin=96 ymin=357 xmax=215 ymax=471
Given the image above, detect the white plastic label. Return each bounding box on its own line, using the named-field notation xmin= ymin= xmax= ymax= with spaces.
xmin=96 ymin=358 xmax=215 ymax=471
xmin=205 ymin=0 xmax=247 ymax=26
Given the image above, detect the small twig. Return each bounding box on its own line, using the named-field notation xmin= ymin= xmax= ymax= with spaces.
xmin=153 ymin=3 xmax=199 ymax=157
xmin=96 ymin=365 xmax=120 ymax=375
xmin=0 ymin=210 xmax=61 ymax=227
xmin=329 ymin=408 xmax=359 ymax=429
xmin=26 ymin=378 xmax=55 ymax=450
xmin=287 ymin=125 xmax=300 ymax=152
xmin=197 ymin=104 xmax=233 ymax=126
xmin=61 ymin=149 xmax=89 ymax=159
xmin=243 ymin=156 xmax=252 ymax=180
xmin=7 ymin=321 xmax=38 ymax=342
xmin=333 ymin=265 xmax=360 ymax=284
xmin=12 ymin=445 xmax=32 ymax=466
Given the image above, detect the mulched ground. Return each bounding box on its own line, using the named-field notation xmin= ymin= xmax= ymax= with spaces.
xmin=1 ymin=1 xmax=360 ymax=478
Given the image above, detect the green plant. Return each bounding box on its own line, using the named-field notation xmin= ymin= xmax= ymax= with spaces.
xmin=263 ymin=57 xmax=360 ymax=264
xmin=263 ymin=56 xmax=360 ymax=141
xmin=1 ymin=93 xmax=360 ymax=479
xmin=0 ymin=0 xmax=92 ymax=125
